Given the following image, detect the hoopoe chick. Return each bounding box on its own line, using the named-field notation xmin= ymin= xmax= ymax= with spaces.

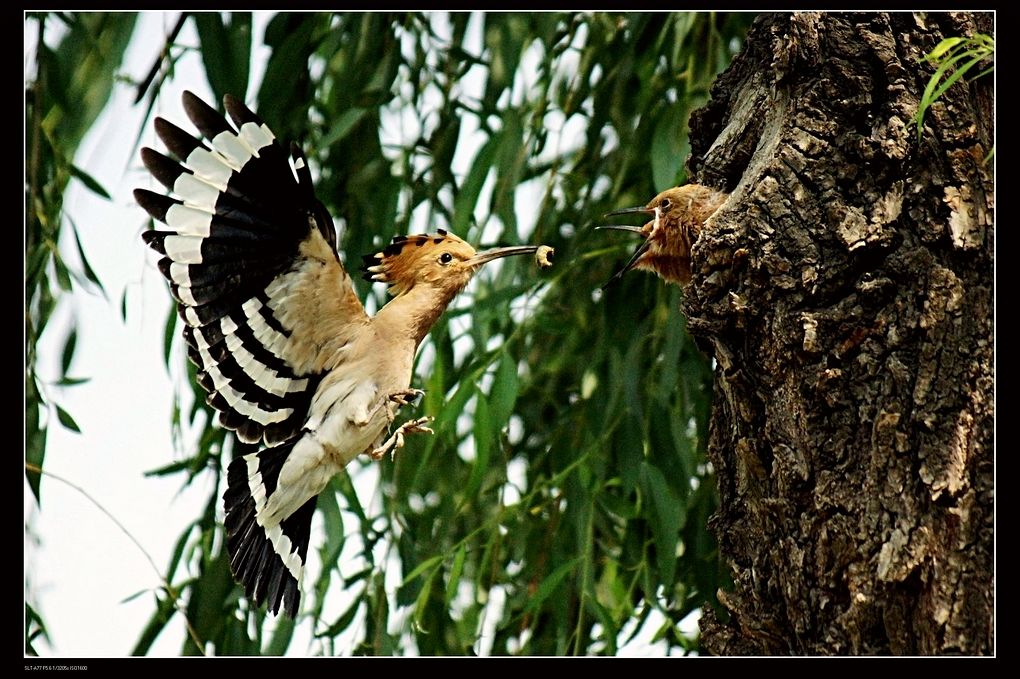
xmin=136 ymin=91 xmax=545 ymax=618
xmin=599 ymin=184 xmax=728 ymax=288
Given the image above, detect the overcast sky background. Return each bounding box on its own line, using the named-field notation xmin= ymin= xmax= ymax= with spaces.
xmin=25 ymin=11 xmax=696 ymax=657
xmin=26 ymin=12 xmax=264 ymax=657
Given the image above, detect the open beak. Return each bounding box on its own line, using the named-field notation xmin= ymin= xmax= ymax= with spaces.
xmin=603 ymin=205 xmax=654 ymax=218
xmin=468 ymin=245 xmax=540 ymax=267
xmin=597 ymin=210 xmax=653 ymax=290
xmin=595 ymin=224 xmax=644 ymax=235
xmin=600 ymin=238 xmax=651 ymax=290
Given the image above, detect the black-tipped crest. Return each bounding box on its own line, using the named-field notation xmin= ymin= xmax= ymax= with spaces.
xmin=359 ymin=231 xmax=478 ymax=294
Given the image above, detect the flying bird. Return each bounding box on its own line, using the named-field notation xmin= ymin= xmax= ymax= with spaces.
xmin=136 ymin=91 xmax=546 ymax=617
xmin=599 ymin=184 xmax=728 ymax=288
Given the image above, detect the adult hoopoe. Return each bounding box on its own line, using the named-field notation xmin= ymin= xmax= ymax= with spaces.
xmin=136 ymin=91 xmax=547 ymax=618
xmin=599 ymin=184 xmax=728 ymax=288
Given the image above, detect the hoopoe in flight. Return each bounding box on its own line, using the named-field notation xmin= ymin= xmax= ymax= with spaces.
xmin=136 ymin=91 xmax=548 ymax=618
xmin=599 ymin=184 xmax=728 ymax=288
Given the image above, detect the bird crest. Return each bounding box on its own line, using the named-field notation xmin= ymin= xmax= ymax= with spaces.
xmin=361 ymin=229 xmax=477 ymax=296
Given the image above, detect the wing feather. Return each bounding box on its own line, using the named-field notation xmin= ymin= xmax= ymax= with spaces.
xmin=137 ymin=91 xmax=369 ymax=445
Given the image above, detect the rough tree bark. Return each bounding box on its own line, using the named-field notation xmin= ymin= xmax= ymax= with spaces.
xmin=683 ymin=12 xmax=993 ymax=654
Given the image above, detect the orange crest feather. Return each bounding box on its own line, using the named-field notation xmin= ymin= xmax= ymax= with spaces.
xmin=361 ymin=229 xmax=476 ymax=295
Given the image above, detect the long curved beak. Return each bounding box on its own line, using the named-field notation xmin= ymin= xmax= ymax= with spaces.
xmin=599 ymin=204 xmax=655 ymax=290
xmin=595 ymin=225 xmax=645 ymax=234
xmin=598 ymin=221 xmax=651 ymax=290
xmin=603 ymin=205 xmax=654 ymax=218
xmin=468 ymin=245 xmax=540 ymax=267
xmin=601 ymin=239 xmax=651 ymax=290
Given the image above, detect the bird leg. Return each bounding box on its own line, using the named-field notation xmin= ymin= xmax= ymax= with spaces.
xmin=363 ymin=388 xmax=425 ymax=426
xmin=388 ymin=388 xmax=425 ymax=408
xmin=370 ymin=416 xmax=434 ymax=460
xmin=367 ymin=389 xmax=431 ymax=460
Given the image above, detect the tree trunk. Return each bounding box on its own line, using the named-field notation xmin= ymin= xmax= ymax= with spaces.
xmin=684 ymin=12 xmax=993 ymax=655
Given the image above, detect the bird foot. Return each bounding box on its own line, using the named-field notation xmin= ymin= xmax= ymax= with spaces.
xmin=388 ymin=388 xmax=425 ymax=407
xmin=370 ymin=416 xmax=435 ymax=461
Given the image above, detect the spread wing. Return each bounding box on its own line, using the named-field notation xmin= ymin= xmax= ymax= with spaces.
xmin=136 ymin=91 xmax=369 ymax=446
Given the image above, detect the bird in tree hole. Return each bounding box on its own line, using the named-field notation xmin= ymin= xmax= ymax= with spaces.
xmin=136 ymin=91 xmax=552 ymax=617
xmin=599 ymin=184 xmax=728 ymax=288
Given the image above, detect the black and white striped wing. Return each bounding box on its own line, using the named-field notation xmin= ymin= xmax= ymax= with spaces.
xmin=136 ymin=91 xmax=368 ymax=447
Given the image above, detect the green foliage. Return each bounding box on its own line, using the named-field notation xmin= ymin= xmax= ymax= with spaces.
xmin=26 ymin=603 xmax=49 ymax=656
xmin=916 ymin=33 xmax=993 ymax=143
xmin=26 ymin=11 xmax=137 ymax=501
xmin=25 ymin=12 xmax=138 ymax=650
xmin=193 ymin=12 xmax=252 ymax=104
xmin=28 ymin=11 xmax=752 ymax=656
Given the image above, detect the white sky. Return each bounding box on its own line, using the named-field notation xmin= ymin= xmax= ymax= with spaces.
xmin=25 ymin=11 xmax=695 ymax=658
xmin=26 ymin=12 xmax=256 ymax=657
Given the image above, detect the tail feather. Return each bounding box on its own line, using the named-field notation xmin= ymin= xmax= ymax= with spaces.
xmin=224 ymin=442 xmax=317 ymax=617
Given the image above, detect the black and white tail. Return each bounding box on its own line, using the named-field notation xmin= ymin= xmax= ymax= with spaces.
xmin=223 ymin=442 xmax=317 ymax=617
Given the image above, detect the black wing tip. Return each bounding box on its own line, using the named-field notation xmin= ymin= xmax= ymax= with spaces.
xmin=140 ymin=228 xmax=165 ymax=252
xmin=154 ymin=116 xmax=204 ymax=160
xmin=180 ymin=90 xmax=209 ymax=121
xmin=139 ymin=146 xmax=160 ymax=164
xmin=216 ymin=406 xmax=266 ymax=445
xmin=224 ymin=93 xmax=263 ymax=128
xmin=181 ymin=89 xmax=204 ymax=111
xmin=182 ymin=89 xmax=232 ymax=136
xmin=140 ymin=147 xmax=186 ymax=189
xmin=153 ymin=116 xmax=178 ymax=139
xmin=156 ymin=256 xmax=174 ymax=278
xmin=134 ymin=188 xmax=176 ymax=222
xmin=264 ymin=421 xmax=302 ymax=447
xmin=136 ymin=190 xmax=171 ymax=252
xmin=133 ymin=187 xmax=156 ymax=209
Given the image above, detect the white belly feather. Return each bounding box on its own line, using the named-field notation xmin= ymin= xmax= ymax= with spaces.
xmin=258 ymin=367 xmax=408 ymax=526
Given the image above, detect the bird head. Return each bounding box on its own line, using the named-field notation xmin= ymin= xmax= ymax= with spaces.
xmin=598 ymin=184 xmax=728 ymax=288
xmin=362 ymin=229 xmax=540 ymax=299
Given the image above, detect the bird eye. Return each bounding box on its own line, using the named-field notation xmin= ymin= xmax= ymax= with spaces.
xmin=660 ymin=198 xmax=672 ymax=210
xmin=439 ymin=252 xmax=454 ymax=265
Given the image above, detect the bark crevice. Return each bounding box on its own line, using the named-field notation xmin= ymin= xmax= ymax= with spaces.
xmin=684 ymin=12 xmax=993 ymax=655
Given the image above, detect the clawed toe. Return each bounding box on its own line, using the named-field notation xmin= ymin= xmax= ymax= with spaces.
xmin=389 ymin=389 xmax=425 ymax=407
xmin=370 ymin=415 xmax=435 ymax=461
